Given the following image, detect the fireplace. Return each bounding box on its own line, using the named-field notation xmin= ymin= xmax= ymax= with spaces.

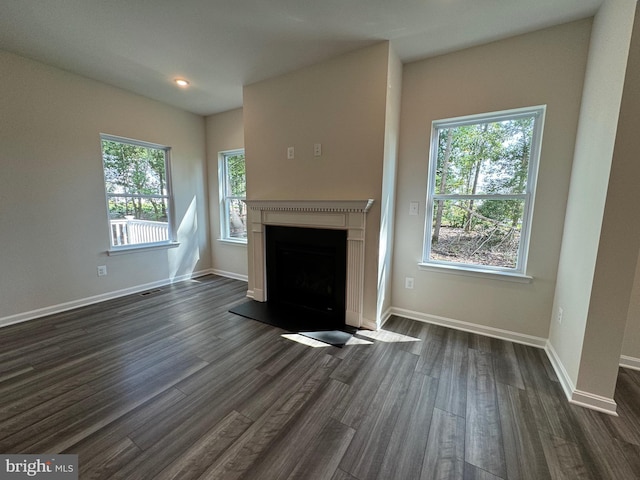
xmin=244 ymin=199 xmax=374 ymax=328
xmin=266 ymin=225 xmax=347 ymax=326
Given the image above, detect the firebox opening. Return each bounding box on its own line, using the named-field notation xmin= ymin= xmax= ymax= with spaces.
xmin=266 ymin=225 xmax=347 ymax=327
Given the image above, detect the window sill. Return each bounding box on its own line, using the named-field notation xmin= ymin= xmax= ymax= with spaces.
xmin=417 ymin=262 xmax=532 ymax=283
xmin=218 ymin=238 xmax=247 ymax=246
xmin=108 ymin=242 xmax=180 ymax=256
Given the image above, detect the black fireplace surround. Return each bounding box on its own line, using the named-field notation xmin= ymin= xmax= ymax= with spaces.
xmin=265 ymin=225 xmax=347 ymax=327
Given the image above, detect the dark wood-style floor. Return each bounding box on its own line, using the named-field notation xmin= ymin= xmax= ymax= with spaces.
xmin=1 ymin=275 xmax=640 ymax=479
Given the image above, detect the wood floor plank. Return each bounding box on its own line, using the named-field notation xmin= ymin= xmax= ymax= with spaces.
xmin=465 ymin=349 xmax=506 ymax=478
xmin=514 ymin=343 xmax=582 ymax=444
xmin=568 ymin=405 xmax=638 ymax=480
xmin=415 ymin=335 xmax=446 ymax=378
xmin=496 ymin=381 xmax=551 ymax=480
xmin=421 ymin=407 xmax=465 ymax=480
xmin=285 ymin=418 xmax=355 ymax=480
xmin=1 ymin=275 xmax=640 ymax=480
xmin=242 ymin=379 xmax=350 ymax=480
xmin=331 ymin=469 xmax=360 ymax=480
xmin=538 ymin=430 xmax=598 ymax=480
xmin=1 ymin=354 xmax=208 ymax=453
xmin=154 ymin=410 xmax=253 ymax=480
xmin=0 ymin=364 xmax=35 ymax=384
xmin=78 ymin=436 xmax=142 ymax=480
xmin=332 ymin=344 xmax=399 ymax=428
xmin=127 ymin=367 xmax=269 ymax=451
xmin=0 ymin=383 xmax=96 ymax=440
xmin=607 ymin=368 xmax=640 ymax=446
xmin=491 ymin=339 xmax=524 ymax=390
xmin=463 ymin=463 xmax=505 ymax=480
xmin=338 ymin=349 xmax=418 ymax=479
xmin=197 ymin=354 xmax=341 ymax=480
xmin=0 ymin=378 xmax=94 ymax=423
xmin=435 ymin=329 xmax=469 ymax=416
xmin=614 ymin=437 xmax=640 ymax=478
xmin=0 ymin=326 xmax=178 ymax=405
xmin=376 ymin=372 xmax=439 ymax=480
xmin=468 ymin=332 xmax=493 ymax=353
xmin=238 ymin=347 xmax=333 ymax=423
xmin=329 ymin=342 xmax=375 ymax=384
xmin=65 ymin=387 xmax=187 ymax=463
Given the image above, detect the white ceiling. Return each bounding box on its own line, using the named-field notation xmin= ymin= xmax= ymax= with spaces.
xmin=0 ymin=0 xmax=602 ymax=116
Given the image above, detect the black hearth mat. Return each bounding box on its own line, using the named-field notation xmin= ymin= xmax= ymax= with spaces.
xmin=229 ymin=300 xmax=355 ymax=347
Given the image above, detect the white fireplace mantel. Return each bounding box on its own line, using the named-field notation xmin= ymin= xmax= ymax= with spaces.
xmin=244 ymin=199 xmax=374 ymax=328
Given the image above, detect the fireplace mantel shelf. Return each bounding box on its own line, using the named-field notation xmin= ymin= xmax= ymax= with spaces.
xmin=244 ymin=199 xmax=374 ymax=213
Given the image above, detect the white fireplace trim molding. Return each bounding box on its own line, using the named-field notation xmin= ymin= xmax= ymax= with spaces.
xmin=244 ymin=199 xmax=374 ymax=329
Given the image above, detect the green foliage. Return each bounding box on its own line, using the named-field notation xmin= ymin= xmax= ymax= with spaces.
xmin=433 ymin=117 xmax=533 ymax=230
xmin=431 ymin=115 xmax=536 ymax=268
xmin=225 ymin=154 xmax=246 ymax=196
xmin=102 ymin=140 xmax=168 ymax=221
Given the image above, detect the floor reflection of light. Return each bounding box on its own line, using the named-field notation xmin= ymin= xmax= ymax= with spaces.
xmin=281 ymin=334 xmax=374 ymax=348
xmin=355 ymin=330 xmax=421 ymax=343
xmin=281 ymin=334 xmax=331 ymax=348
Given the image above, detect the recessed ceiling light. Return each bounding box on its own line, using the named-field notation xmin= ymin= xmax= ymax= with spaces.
xmin=174 ymin=78 xmax=190 ymax=87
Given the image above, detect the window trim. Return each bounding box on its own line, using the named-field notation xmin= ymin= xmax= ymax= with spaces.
xmin=422 ymin=105 xmax=546 ymax=276
xmin=218 ymin=149 xmax=247 ymax=244
xmin=100 ymin=134 xmax=177 ymax=253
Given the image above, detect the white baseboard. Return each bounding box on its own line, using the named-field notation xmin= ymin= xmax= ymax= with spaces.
xmin=0 ymin=269 xmax=213 ymax=329
xmin=620 ymin=355 xmax=640 ymax=371
xmin=379 ymin=307 xmax=393 ymax=328
xmin=388 ymin=307 xmax=618 ymax=416
xmin=388 ymin=307 xmax=547 ymax=348
xmin=570 ymin=389 xmax=618 ymax=416
xmin=545 ymin=341 xmax=578 ymax=403
xmin=546 ymin=340 xmax=618 ymax=416
xmin=211 ymin=269 xmax=248 ymax=282
xmin=361 ymin=319 xmax=378 ymax=331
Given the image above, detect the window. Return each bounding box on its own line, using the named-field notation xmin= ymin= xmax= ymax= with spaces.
xmin=422 ymin=106 xmax=545 ymax=276
xmin=219 ymin=150 xmax=247 ymax=242
xmin=101 ymin=135 xmax=175 ymax=250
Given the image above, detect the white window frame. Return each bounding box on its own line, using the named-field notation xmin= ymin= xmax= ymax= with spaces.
xmin=218 ymin=149 xmax=247 ymax=244
xmin=421 ymin=106 xmax=545 ymax=278
xmin=101 ymin=134 xmax=177 ymax=254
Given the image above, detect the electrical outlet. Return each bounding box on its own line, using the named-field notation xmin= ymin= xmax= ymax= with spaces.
xmin=405 ymin=277 xmax=414 ymax=289
xmin=97 ymin=265 xmax=107 ymax=277
xmin=313 ymin=143 xmax=322 ymax=156
xmin=409 ymin=201 xmax=419 ymax=216
xmin=556 ymin=307 xmax=563 ymax=324
xmin=287 ymin=146 xmax=295 ymax=160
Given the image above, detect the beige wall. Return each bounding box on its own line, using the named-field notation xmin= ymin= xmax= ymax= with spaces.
xmin=0 ymin=51 xmax=209 ymax=323
xmin=377 ymin=47 xmax=403 ymax=322
xmin=243 ymin=42 xmax=392 ymax=325
xmin=549 ymin=0 xmax=637 ymax=397
xmin=205 ymin=108 xmax=248 ymax=279
xmin=392 ymin=20 xmax=592 ymax=338
xmin=573 ymin=1 xmax=640 ymax=399
xmin=623 ymin=252 xmax=640 ymax=362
